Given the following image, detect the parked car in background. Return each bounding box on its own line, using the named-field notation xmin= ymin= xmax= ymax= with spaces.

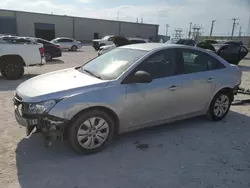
xmin=13 ymin=43 xmax=241 ymax=154
xmin=203 ymin=39 xmax=218 ymax=44
xmin=197 ymin=41 xmax=248 ymax=65
xmin=98 ymin=36 xmax=147 ymax=55
xmin=0 ymin=36 xmax=45 ymax=80
xmin=31 ymin=38 xmax=61 ymax=61
xmin=166 ymin=38 xmax=197 ymax=46
xmin=51 ymin=37 xmax=82 ymax=51
xmin=92 ymin=35 xmax=115 ymax=51
xmin=0 ymin=36 xmax=37 ymax=44
xmin=213 ymin=43 xmax=248 ymax=65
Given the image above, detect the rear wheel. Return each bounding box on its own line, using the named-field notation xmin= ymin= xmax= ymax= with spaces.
xmin=68 ymin=109 xmax=115 ymax=154
xmin=0 ymin=58 xmax=24 ymax=80
xmin=207 ymin=91 xmax=232 ymax=121
xmin=45 ymin=53 xmax=52 ymax=61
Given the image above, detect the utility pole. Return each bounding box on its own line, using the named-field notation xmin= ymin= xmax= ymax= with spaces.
xmin=141 ymin=18 xmax=143 ymax=23
xmin=239 ymin=26 xmax=242 ymax=37
xmin=210 ymin=20 xmax=216 ymax=36
xmin=136 ymin=18 xmax=138 ymax=23
xmin=166 ymin=24 xmax=170 ymax=37
xmin=231 ymin=18 xmax=238 ymax=37
xmin=117 ymin=12 xmax=120 ymax=21
xmin=188 ymin=22 xmax=192 ymax=38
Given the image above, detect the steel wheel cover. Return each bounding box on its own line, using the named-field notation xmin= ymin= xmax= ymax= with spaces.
xmin=213 ymin=95 xmax=230 ymax=117
xmin=77 ymin=117 xmax=109 ymax=149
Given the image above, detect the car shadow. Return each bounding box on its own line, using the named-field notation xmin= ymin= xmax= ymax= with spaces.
xmin=243 ymin=56 xmax=250 ymax=60
xmin=16 ymin=111 xmax=250 ymax=188
xmin=46 ymin=59 xmax=65 ymax=64
xmin=0 ymin=74 xmax=39 ymax=91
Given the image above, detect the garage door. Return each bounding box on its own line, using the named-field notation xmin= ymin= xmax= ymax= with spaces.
xmin=34 ymin=23 xmax=55 ymax=41
xmin=0 ymin=17 xmax=17 ymax=35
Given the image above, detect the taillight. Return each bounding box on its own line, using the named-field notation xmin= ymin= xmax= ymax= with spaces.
xmin=39 ymin=47 xmax=44 ymax=56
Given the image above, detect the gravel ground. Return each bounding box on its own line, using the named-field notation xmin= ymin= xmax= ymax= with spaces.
xmin=0 ymin=46 xmax=250 ymax=188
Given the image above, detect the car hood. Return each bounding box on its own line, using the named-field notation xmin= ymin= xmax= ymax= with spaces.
xmin=92 ymin=39 xmax=103 ymax=42
xmin=16 ymin=68 xmax=109 ymax=103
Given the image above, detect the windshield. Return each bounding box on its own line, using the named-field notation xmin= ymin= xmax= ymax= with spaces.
xmin=51 ymin=39 xmax=58 ymax=43
xmin=82 ymin=48 xmax=147 ymax=80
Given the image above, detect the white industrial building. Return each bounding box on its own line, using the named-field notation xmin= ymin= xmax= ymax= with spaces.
xmin=0 ymin=9 xmax=159 ymax=42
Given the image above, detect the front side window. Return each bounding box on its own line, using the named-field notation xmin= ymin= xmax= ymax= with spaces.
xmin=179 ymin=49 xmax=225 ymax=74
xmin=136 ymin=49 xmax=175 ymax=79
xmin=81 ymin=48 xmax=147 ymax=80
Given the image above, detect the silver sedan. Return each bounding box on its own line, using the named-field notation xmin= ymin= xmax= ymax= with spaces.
xmin=14 ymin=43 xmax=242 ymax=154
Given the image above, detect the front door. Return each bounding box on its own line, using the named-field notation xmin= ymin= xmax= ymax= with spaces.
xmin=122 ymin=49 xmax=181 ymax=127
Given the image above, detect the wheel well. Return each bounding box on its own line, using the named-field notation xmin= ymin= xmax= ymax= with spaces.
xmin=217 ymin=87 xmax=234 ymax=100
xmin=0 ymin=55 xmax=25 ymax=69
xmin=64 ymin=106 xmax=120 ymax=139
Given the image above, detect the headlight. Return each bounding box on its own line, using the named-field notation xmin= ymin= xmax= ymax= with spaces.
xmin=28 ymin=100 xmax=56 ymax=114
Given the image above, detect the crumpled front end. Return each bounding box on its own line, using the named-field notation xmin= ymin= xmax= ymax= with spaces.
xmin=13 ymin=93 xmax=68 ymax=147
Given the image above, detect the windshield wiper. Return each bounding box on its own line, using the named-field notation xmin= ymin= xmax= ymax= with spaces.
xmin=83 ymin=69 xmax=102 ymax=79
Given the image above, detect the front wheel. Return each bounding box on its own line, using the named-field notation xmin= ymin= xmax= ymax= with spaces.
xmin=71 ymin=45 xmax=77 ymax=51
xmin=68 ymin=109 xmax=115 ymax=154
xmin=207 ymin=91 xmax=232 ymax=121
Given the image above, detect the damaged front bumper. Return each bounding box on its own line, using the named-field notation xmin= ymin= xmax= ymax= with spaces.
xmin=14 ymin=108 xmax=68 ymax=146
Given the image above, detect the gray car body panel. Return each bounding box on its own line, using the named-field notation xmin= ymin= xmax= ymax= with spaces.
xmin=15 ymin=43 xmax=242 ymax=134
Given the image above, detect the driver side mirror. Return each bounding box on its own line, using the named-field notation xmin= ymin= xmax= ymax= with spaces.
xmin=123 ymin=70 xmax=152 ymax=84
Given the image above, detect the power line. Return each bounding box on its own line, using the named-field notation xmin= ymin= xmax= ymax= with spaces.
xmin=173 ymin=28 xmax=183 ymax=39
xmin=192 ymin=24 xmax=202 ymax=42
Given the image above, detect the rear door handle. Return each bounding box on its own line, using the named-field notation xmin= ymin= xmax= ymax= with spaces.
xmin=169 ymin=85 xmax=178 ymax=91
xmin=207 ymin=77 xmax=214 ymax=83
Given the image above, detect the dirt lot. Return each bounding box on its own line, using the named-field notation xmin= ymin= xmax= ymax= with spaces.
xmin=0 ymin=46 xmax=250 ymax=188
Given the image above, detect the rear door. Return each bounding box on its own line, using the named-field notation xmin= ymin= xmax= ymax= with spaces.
xmin=217 ymin=45 xmax=240 ymax=64
xmin=57 ymin=39 xmax=70 ymax=49
xmin=239 ymin=46 xmax=248 ymax=61
xmin=174 ymin=48 xmax=225 ymax=115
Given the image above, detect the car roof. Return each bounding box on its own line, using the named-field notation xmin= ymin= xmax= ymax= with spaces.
xmin=54 ymin=37 xmax=74 ymax=40
xmin=119 ymin=43 xmax=192 ymax=51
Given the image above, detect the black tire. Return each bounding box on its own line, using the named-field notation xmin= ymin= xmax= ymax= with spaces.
xmin=45 ymin=53 xmax=52 ymax=61
xmin=71 ymin=45 xmax=77 ymax=51
xmin=0 ymin=59 xmax=24 ymax=80
xmin=207 ymin=91 xmax=233 ymax=121
xmin=68 ymin=109 xmax=116 ymax=154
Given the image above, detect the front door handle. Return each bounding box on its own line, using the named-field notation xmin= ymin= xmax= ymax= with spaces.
xmin=169 ymin=85 xmax=178 ymax=91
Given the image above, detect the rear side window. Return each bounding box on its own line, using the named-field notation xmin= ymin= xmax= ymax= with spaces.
xmin=178 ymin=49 xmax=225 ymax=74
xmin=58 ymin=39 xmax=73 ymax=42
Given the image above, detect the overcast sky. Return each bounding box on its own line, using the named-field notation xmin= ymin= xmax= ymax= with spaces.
xmin=2 ymin=0 xmax=250 ymax=37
